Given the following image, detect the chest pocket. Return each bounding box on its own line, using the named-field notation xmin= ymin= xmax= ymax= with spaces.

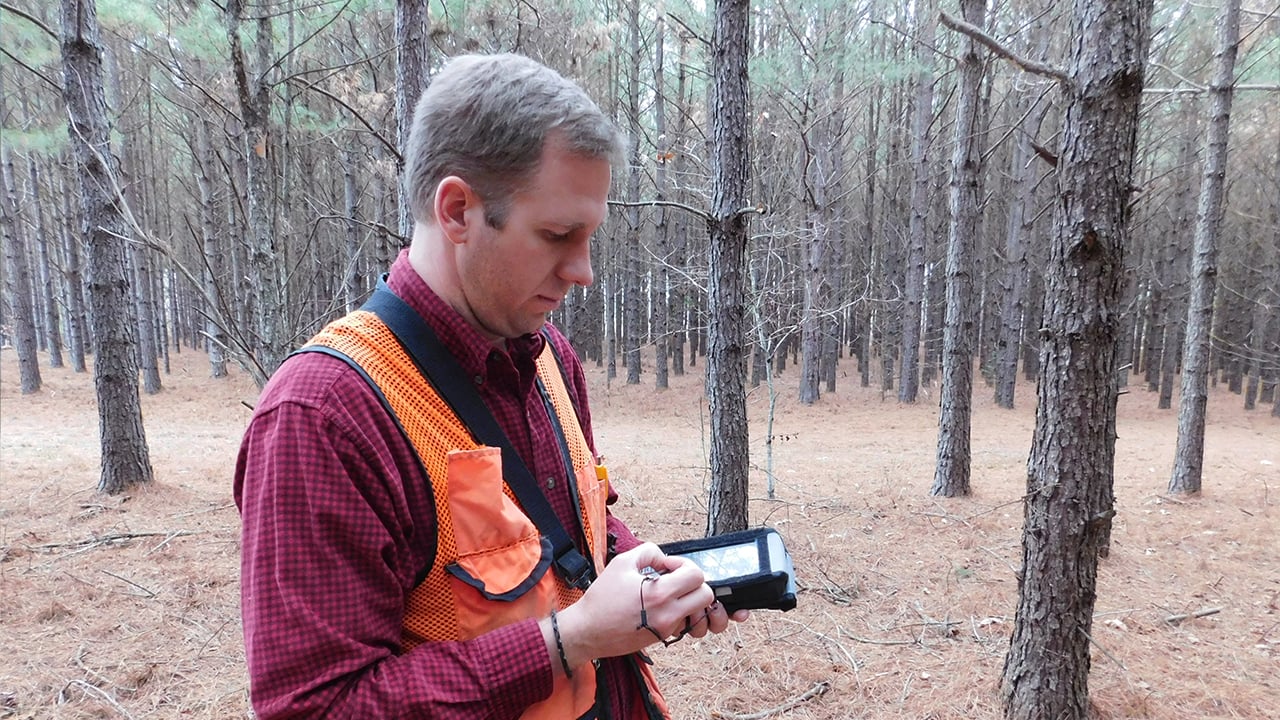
xmin=444 ymin=446 xmax=558 ymax=638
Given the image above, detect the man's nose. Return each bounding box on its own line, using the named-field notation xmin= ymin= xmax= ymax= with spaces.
xmin=561 ymin=241 xmax=594 ymax=287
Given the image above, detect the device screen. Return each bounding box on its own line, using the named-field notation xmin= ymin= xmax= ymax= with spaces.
xmin=679 ymin=543 xmax=761 ymax=581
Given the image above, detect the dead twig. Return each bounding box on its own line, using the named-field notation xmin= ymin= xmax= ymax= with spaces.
xmin=31 ymin=531 xmax=197 ymax=553
xmin=170 ymin=503 xmax=236 ymax=519
xmin=101 ymin=569 xmax=157 ymax=598
xmin=59 ymin=680 xmax=136 ymax=719
xmin=811 ymin=567 xmax=856 ymax=606
xmin=710 ymin=681 xmax=831 ymax=720
xmin=844 ymin=634 xmax=916 ymax=646
xmin=1164 ymin=607 xmax=1222 ymax=625
xmin=1078 ymin=623 xmax=1126 ymax=671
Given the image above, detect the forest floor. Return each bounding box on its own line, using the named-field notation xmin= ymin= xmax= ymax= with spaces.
xmin=1 ymin=347 xmax=1277 ymax=719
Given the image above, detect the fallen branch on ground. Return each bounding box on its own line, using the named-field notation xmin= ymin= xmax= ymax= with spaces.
xmin=31 ymin=531 xmax=197 ymax=552
xmin=1165 ymin=607 xmax=1222 ymax=625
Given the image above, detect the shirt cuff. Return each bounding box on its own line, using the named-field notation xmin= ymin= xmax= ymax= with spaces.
xmin=474 ymin=618 xmax=554 ymax=716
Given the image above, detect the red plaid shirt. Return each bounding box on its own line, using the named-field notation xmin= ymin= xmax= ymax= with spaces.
xmin=235 ymin=251 xmax=643 ymax=718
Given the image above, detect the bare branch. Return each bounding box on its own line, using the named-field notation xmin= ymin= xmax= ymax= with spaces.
xmin=282 ymin=75 xmax=400 ymax=160
xmin=0 ymin=1 xmax=57 ymax=40
xmin=938 ymin=10 xmax=1070 ymax=85
xmin=609 ymin=198 xmax=712 ymax=223
xmin=0 ymin=45 xmax=63 ymax=93
xmin=665 ymin=11 xmax=708 ymax=47
xmin=1145 ymin=84 xmax=1280 ymax=95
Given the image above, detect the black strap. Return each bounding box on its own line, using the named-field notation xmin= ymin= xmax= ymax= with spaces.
xmin=362 ymin=279 xmax=596 ymax=590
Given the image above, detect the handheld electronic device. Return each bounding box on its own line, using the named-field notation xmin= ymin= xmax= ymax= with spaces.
xmin=660 ymin=527 xmax=796 ymax=613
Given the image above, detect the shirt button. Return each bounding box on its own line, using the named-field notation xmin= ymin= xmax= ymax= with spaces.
xmin=473 ymin=375 xmax=483 ymax=386
xmin=545 ymin=477 xmax=556 ymax=489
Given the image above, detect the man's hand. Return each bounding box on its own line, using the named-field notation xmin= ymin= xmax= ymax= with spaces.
xmin=542 ymin=543 xmax=748 ymax=675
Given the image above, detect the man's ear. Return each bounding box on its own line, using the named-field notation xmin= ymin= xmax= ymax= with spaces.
xmin=433 ymin=176 xmax=480 ymax=244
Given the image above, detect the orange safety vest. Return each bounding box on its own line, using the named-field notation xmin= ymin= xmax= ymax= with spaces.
xmin=305 ymin=307 xmax=670 ymax=720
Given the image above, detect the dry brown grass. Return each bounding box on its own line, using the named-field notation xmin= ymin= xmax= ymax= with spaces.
xmin=2 ymin=348 xmax=1277 ymax=719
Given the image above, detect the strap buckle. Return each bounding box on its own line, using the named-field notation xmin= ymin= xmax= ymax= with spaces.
xmin=554 ymin=549 xmax=595 ymax=590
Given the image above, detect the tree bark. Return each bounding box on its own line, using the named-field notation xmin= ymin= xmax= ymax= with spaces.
xmin=1000 ymin=0 xmax=1154 ymax=716
xmin=705 ymin=0 xmax=752 ymax=536
xmin=932 ymin=0 xmax=985 ymax=498
xmin=60 ymin=0 xmax=154 ymax=494
xmin=1170 ymin=0 xmax=1240 ymax=495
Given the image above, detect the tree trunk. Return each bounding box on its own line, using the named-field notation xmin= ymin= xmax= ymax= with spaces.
xmin=58 ymin=167 xmax=88 ymax=372
xmin=1000 ymin=0 xmax=1154 ymax=716
xmin=1 ymin=142 xmax=42 ymax=394
xmin=226 ymin=0 xmax=285 ymax=384
xmin=343 ymin=145 xmax=362 ymax=313
xmin=653 ymin=18 xmax=670 ymax=391
xmin=932 ymin=0 xmax=985 ymax=498
xmin=994 ymin=29 xmax=1051 ymax=409
xmin=860 ymin=90 xmax=879 ymax=389
xmin=28 ymin=159 xmax=64 ymax=369
xmin=132 ymin=246 xmax=162 ymax=394
xmin=395 ymin=0 xmax=429 ymax=240
xmin=195 ymin=117 xmax=228 ymax=378
xmin=623 ymin=0 xmax=643 ymax=386
xmin=1159 ymin=110 xmax=1198 ymax=409
xmin=1271 ymin=133 xmax=1280 ymax=419
xmin=1243 ymin=239 xmax=1272 ymax=410
xmin=799 ymin=87 xmax=834 ymax=406
xmin=705 ymin=0 xmax=752 ymax=536
xmin=1170 ymin=0 xmax=1240 ymax=495
xmin=899 ymin=0 xmax=935 ymax=404
xmin=60 ymin=0 xmax=154 ymax=494
xmin=671 ymin=39 xmax=691 ymax=379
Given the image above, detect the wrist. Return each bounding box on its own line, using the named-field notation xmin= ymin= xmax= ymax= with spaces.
xmin=549 ymin=608 xmax=573 ymax=678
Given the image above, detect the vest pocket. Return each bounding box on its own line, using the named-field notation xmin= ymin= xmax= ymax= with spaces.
xmin=443 ymin=447 xmax=552 ymax=600
xmin=447 ymin=535 xmax=553 ymax=600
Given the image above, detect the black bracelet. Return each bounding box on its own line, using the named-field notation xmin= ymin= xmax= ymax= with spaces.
xmin=550 ymin=608 xmax=573 ymax=679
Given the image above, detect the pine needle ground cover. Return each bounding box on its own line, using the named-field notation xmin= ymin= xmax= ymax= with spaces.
xmin=2 ymin=350 xmax=1276 ymax=719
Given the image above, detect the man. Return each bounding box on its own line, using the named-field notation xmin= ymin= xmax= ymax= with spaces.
xmin=235 ymin=53 xmax=746 ymax=719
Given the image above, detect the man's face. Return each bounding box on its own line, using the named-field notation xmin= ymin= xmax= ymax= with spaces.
xmin=455 ymin=140 xmax=611 ymax=342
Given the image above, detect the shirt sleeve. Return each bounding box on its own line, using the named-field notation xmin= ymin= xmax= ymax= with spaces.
xmin=234 ymin=362 xmax=555 ymax=719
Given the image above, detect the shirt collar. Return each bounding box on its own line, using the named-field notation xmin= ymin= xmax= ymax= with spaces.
xmin=383 ymin=250 xmax=546 ymax=386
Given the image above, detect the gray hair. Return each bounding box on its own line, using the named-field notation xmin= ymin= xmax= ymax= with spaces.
xmin=404 ymin=53 xmax=624 ymax=228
